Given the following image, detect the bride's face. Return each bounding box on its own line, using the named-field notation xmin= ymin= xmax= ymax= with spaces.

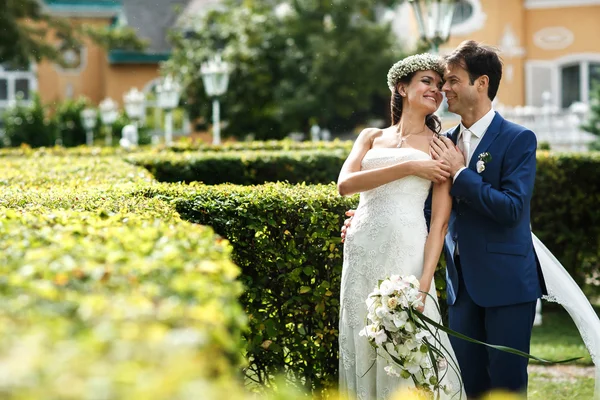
xmin=401 ymin=70 xmax=443 ymax=114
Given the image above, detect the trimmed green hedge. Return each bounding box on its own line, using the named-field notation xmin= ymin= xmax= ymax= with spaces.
xmin=168 ymin=139 xmax=353 ymax=153
xmin=140 ymin=182 xmax=447 ymax=393
xmin=0 ymin=139 xmax=353 ymax=158
xmin=2 ymin=145 xmax=599 ymax=397
xmin=0 ymin=208 xmax=245 ymax=398
xmin=126 ymin=150 xmax=347 ymax=185
xmin=532 ymin=151 xmax=600 ymax=287
xmin=136 ymin=151 xmax=600 ymax=394
xmin=131 ymin=149 xmax=600 ymax=288
xmin=0 ymin=155 xmax=248 ymax=398
xmin=149 ymin=183 xmax=358 ymax=393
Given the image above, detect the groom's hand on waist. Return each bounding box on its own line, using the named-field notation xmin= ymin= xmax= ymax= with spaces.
xmin=431 ymin=136 xmax=465 ymax=178
xmin=341 ymin=210 xmax=355 ymax=243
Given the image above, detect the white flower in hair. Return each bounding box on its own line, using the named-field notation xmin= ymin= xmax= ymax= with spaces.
xmin=387 ymin=53 xmax=445 ymax=92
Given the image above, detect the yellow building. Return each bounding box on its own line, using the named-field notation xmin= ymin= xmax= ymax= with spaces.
xmin=4 ymin=0 xmax=599 ymax=121
xmin=395 ymin=0 xmax=600 ymax=110
xmin=0 ymin=0 xmax=185 ymax=112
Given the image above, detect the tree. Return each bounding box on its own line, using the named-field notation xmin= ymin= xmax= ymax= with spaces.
xmin=164 ymin=0 xmax=407 ymax=140
xmin=0 ymin=0 xmax=146 ymax=68
xmin=581 ymin=83 xmax=600 ymax=150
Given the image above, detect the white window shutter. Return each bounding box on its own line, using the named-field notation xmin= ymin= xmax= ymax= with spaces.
xmin=526 ymin=61 xmax=556 ymax=107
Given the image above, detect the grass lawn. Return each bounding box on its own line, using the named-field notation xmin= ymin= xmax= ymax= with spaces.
xmin=529 ymin=303 xmax=597 ymax=365
xmin=529 ymin=367 xmax=595 ymax=399
xmin=527 ymin=303 xmax=598 ymax=399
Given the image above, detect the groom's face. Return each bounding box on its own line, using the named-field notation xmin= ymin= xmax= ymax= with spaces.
xmin=442 ymin=63 xmax=479 ymax=117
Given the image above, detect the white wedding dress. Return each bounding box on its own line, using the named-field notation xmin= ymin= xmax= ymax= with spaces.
xmin=339 ymin=147 xmax=463 ymax=399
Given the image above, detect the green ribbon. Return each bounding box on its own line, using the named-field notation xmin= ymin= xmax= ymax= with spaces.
xmin=413 ymin=309 xmax=582 ymax=364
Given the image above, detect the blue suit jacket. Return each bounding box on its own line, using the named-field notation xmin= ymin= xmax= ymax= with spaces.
xmin=427 ymin=112 xmax=544 ymax=308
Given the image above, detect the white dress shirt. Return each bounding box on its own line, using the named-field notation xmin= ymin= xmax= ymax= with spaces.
xmin=452 ymin=108 xmax=495 ymax=256
xmin=453 ymin=108 xmax=496 ymax=182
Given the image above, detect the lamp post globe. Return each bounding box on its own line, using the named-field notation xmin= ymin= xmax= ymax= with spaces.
xmin=201 ymin=54 xmax=230 ymax=145
xmin=81 ymin=107 xmax=97 ymax=146
xmin=99 ymin=97 xmax=119 ymax=146
xmin=123 ymin=87 xmax=145 ymax=147
xmin=156 ymin=75 xmax=181 ymax=145
xmin=409 ymin=0 xmax=458 ymax=53
xmin=124 ymin=87 xmax=146 ymax=121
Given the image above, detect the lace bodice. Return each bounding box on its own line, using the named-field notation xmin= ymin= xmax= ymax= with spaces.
xmin=349 ymin=148 xmax=433 ymax=244
xmin=359 ymin=147 xmax=432 ymax=207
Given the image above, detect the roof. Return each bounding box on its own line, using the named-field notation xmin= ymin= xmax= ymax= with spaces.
xmin=177 ymin=0 xmax=224 ymax=26
xmin=44 ymin=0 xmax=224 ymax=63
xmin=120 ymin=0 xmax=191 ymax=54
xmin=43 ymin=0 xmax=122 ymax=17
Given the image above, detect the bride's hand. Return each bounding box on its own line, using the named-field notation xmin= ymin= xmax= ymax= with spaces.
xmin=416 ymin=278 xmax=431 ymax=313
xmin=410 ymin=159 xmax=451 ymax=184
xmin=416 ymin=291 xmax=427 ymax=313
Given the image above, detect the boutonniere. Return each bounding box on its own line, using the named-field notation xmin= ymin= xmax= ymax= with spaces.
xmin=476 ymin=152 xmax=492 ymax=173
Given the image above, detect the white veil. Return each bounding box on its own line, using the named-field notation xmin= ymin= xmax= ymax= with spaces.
xmin=532 ymin=232 xmax=600 ymax=398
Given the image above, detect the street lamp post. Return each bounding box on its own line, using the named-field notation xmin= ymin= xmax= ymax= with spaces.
xmin=123 ymin=87 xmax=146 ymax=146
xmin=201 ymin=55 xmax=230 ymax=145
xmin=81 ymin=107 xmax=97 ymax=146
xmin=156 ymin=75 xmax=181 ymax=146
xmin=409 ymin=0 xmax=458 ymax=53
xmin=99 ymin=97 xmax=119 ymax=146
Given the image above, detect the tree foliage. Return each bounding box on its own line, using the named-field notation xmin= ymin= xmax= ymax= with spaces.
xmin=581 ymin=84 xmax=600 ymax=150
xmin=164 ymin=0 xmax=407 ymax=140
xmin=0 ymin=0 xmax=146 ymax=68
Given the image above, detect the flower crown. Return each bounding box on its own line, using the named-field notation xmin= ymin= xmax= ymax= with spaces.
xmin=386 ymin=53 xmax=445 ymax=92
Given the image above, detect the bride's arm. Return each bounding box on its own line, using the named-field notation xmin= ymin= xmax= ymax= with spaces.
xmin=419 ymin=178 xmax=452 ymax=306
xmin=337 ymin=129 xmax=450 ymax=197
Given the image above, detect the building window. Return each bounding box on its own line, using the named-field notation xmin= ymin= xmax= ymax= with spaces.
xmin=15 ymin=79 xmax=30 ymax=100
xmin=0 ymin=63 xmax=36 ymax=109
xmin=452 ymin=0 xmax=474 ymax=26
xmin=560 ymin=61 xmax=600 ymax=108
xmin=561 ymin=64 xmax=580 ymax=109
xmin=448 ymin=0 xmax=486 ymax=36
xmin=0 ymin=80 xmax=7 ymax=101
xmin=590 ymin=63 xmax=600 ymax=92
xmin=54 ymin=41 xmax=86 ymax=72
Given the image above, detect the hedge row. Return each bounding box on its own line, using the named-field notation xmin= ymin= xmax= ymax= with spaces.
xmin=130 ymin=149 xmax=600 ymax=287
xmin=168 ymin=138 xmax=353 ymax=153
xmin=139 ymin=183 xmax=357 ymax=393
xmin=140 ymin=182 xmax=447 ymax=394
xmin=137 ymin=151 xmax=600 ymax=394
xmin=126 ymin=150 xmax=348 ymax=185
xmin=3 ymin=147 xmax=599 ymax=397
xmin=0 ymin=139 xmax=352 ymax=158
xmin=532 ymin=151 xmax=600 ymax=287
xmin=0 ymin=155 xmax=247 ymax=399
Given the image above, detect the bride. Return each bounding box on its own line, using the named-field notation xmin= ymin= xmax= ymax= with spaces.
xmin=336 ymin=53 xmax=463 ymax=399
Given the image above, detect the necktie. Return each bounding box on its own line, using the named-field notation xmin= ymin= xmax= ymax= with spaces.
xmin=462 ymin=128 xmax=472 ymax=166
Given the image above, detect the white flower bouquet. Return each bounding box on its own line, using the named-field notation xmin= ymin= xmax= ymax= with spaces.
xmin=360 ymin=275 xmax=580 ymax=399
xmin=359 ymin=275 xmax=458 ymax=398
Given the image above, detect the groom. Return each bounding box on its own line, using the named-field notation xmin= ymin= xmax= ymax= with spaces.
xmin=429 ymin=40 xmax=545 ymax=399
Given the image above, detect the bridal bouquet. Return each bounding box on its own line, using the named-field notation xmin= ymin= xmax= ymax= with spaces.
xmin=359 ymin=275 xmax=458 ymax=398
xmin=360 ymin=275 xmax=580 ymax=399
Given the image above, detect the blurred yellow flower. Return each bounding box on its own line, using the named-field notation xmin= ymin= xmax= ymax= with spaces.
xmin=389 ymin=388 xmax=431 ymax=400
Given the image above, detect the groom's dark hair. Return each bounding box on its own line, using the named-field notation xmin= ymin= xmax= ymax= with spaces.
xmin=445 ymin=40 xmax=503 ymax=101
